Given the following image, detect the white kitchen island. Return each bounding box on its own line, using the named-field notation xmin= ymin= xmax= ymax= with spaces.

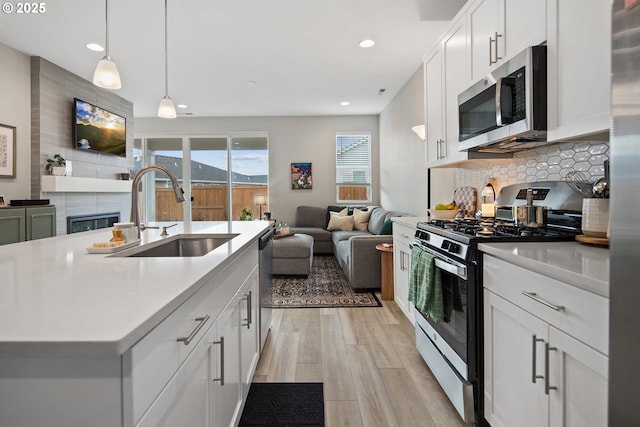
xmin=0 ymin=220 xmax=270 ymax=427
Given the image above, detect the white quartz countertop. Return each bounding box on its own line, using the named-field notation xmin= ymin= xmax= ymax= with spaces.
xmin=478 ymin=241 xmax=609 ymax=297
xmin=0 ymin=221 xmax=270 ymax=357
xmin=391 ymin=216 xmax=430 ymax=228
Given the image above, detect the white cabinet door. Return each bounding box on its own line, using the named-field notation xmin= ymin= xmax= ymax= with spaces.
xmin=424 ymin=47 xmax=444 ymax=164
xmin=212 ymin=297 xmax=242 ymax=427
xmin=442 ymin=16 xmax=470 ymax=165
xmin=469 ymin=0 xmax=546 ymax=82
xmin=548 ymin=327 xmax=608 ymax=427
xmin=502 ymin=0 xmax=546 ymax=60
xmin=469 ymin=0 xmax=499 ymax=82
xmin=484 ymin=289 xmax=549 ymax=427
xmin=136 ymin=325 xmax=214 ymax=427
xmin=240 ymin=266 xmax=260 ymax=396
xmin=392 ymin=222 xmax=415 ymax=323
xmin=546 ymin=0 xmax=611 ymax=141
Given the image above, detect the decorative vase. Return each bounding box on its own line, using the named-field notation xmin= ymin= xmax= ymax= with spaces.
xmin=51 ymin=166 xmax=66 ymax=176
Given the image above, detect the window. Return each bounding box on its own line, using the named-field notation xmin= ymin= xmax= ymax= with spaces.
xmin=336 ymin=133 xmax=371 ymax=203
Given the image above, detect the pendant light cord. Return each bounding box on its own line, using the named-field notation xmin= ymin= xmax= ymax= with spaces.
xmin=164 ymin=0 xmax=169 ymax=97
xmin=104 ymin=0 xmax=110 ymax=57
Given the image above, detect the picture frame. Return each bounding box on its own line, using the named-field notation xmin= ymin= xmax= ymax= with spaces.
xmin=291 ymin=162 xmax=312 ymax=190
xmin=0 ymin=124 xmax=17 ymax=178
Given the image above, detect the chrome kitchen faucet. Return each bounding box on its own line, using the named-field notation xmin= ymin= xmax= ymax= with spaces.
xmin=130 ymin=164 xmax=185 ymax=239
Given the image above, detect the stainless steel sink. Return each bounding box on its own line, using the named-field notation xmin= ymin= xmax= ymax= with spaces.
xmin=113 ymin=234 xmax=238 ymax=257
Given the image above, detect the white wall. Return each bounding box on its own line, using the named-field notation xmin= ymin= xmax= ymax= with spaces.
xmin=134 ymin=115 xmax=379 ymax=225
xmin=378 ymin=66 xmax=428 ymax=216
xmin=0 ymin=43 xmax=31 ymax=201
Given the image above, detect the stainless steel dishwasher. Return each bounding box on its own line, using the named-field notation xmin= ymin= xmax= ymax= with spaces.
xmin=258 ymin=227 xmax=274 ymax=352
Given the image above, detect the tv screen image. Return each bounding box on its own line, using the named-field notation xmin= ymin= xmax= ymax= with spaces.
xmin=74 ymin=98 xmax=126 ymax=157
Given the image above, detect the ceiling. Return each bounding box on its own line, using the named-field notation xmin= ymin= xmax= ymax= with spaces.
xmin=0 ymin=0 xmax=465 ymax=118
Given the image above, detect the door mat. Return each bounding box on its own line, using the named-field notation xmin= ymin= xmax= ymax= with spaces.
xmin=239 ymin=382 xmax=324 ymax=426
xmin=265 ymin=255 xmax=381 ymax=308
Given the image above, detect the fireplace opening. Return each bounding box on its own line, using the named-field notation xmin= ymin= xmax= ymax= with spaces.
xmin=67 ymin=212 xmax=121 ymax=234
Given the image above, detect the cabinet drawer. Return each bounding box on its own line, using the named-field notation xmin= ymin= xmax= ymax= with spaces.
xmin=483 ymin=255 xmax=608 ymax=355
xmin=127 ymin=246 xmax=258 ymax=425
xmin=392 ymin=222 xmax=414 ymax=246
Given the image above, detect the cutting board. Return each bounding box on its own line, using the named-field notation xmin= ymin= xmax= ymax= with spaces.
xmin=454 ymin=187 xmax=477 ymax=218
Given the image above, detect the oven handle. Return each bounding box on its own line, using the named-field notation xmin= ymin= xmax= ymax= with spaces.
xmin=410 ymin=242 xmax=467 ymax=280
xmin=435 ymin=258 xmax=467 ymax=280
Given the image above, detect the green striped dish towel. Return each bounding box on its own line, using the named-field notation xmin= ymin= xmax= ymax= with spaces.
xmin=409 ymin=245 xmax=444 ymax=322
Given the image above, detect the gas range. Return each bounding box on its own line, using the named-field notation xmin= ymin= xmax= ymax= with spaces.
xmin=415 ymin=217 xmax=579 ymax=264
xmin=415 ymin=180 xmax=585 ymax=264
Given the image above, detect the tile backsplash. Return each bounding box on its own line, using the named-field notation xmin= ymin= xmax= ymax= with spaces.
xmin=455 ymin=140 xmax=609 ymax=198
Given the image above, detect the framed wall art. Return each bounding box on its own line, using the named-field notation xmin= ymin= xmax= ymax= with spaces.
xmin=0 ymin=124 xmax=16 ymax=178
xmin=291 ymin=162 xmax=312 ymax=190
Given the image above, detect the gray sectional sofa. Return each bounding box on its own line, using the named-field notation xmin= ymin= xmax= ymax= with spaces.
xmin=290 ymin=205 xmax=407 ymax=290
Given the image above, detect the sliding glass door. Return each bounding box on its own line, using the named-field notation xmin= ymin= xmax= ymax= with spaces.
xmin=133 ymin=133 xmax=268 ymax=224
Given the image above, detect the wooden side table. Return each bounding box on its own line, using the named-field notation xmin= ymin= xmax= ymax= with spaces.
xmin=375 ymin=244 xmax=394 ymax=300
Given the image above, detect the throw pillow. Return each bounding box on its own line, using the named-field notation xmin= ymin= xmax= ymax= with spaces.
xmin=377 ymin=219 xmax=393 ymax=235
xmin=327 ymin=212 xmax=354 ymax=231
xmin=353 ymin=208 xmax=371 ymax=232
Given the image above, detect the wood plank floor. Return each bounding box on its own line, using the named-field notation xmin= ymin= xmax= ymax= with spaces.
xmin=253 ymin=296 xmax=467 ymax=426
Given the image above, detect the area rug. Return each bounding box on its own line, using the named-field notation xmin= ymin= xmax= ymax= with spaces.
xmin=239 ymin=382 xmax=324 ymax=426
xmin=265 ymin=255 xmax=381 ymax=308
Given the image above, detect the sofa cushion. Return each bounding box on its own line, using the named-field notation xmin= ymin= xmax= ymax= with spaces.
xmin=353 ymin=208 xmax=371 ymax=231
xmin=327 ymin=212 xmax=354 ymax=231
xmin=377 ymin=219 xmax=393 ymax=235
xmin=331 ymin=230 xmax=370 ymax=245
xmin=294 ymin=206 xmax=328 ymax=228
xmin=367 ymin=207 xmax=390 ymax=234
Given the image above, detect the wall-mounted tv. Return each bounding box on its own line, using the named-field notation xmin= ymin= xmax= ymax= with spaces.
xmin=73 ymin=98 xmax=126 ymax=157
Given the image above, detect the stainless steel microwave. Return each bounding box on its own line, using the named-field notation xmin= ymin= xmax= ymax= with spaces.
xmin=457 ymin=46 xmax=547 ymax=153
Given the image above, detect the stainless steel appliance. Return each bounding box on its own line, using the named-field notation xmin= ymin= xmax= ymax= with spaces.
xmin=610 ymin=1 xmax=640 ymax=424
xmin=458 ymin=46 xmax=547 ymax=153
xmin=411 ymin=181 xmax=582 ymax=425
xmin=258 ymin=227 xmax=274 ymax=352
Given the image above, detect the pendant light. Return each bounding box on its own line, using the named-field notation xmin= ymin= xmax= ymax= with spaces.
xmin=158 ymin=0 xmax=176 ymax=118
xmin=93 ymin=0 xmax=122 ymax=89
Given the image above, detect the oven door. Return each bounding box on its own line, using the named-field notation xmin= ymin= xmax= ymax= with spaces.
xmin=421 ymin=247 xmax=470 ymax=364
xmin=411 ymin=243 xmax=477 ymax=423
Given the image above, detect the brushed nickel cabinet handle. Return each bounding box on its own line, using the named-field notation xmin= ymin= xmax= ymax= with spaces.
xmin=489 ymin=35 xmax=495 ymax=65
xmin=494 ymin=32 xmax=502 ymax=62
xmin=176 ymin=315 xmax=210 ymax=345
xmin=545 ymin=342 xmax=558 ymax=394
xmin=213 ymin=336 xmax=225 ymax=385
xmin=242 ymin=292 xmax=252 ymax=329
xmin=522 ymin=292 xmax=565 ymax=311
xmin=531 ymin=334 xmax=545 ymax=383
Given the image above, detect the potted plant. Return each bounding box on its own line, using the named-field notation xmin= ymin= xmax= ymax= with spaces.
xmin=46 ymin=154 xmax=66 ymax=176
xmin=239 ymin=208 xmax=253 ymax=221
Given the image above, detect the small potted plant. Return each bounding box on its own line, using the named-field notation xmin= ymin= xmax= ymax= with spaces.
xmin=239 ymin=208 xmax=253 ymax=221
xmin=46 ymin=154 xmax=66 ymax=176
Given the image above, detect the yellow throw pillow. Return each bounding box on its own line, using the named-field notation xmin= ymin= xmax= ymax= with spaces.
xmin=327 ymin=211 xmax=354 ymax=231
xmin=353 ymin=208 xmax=371 ymax=232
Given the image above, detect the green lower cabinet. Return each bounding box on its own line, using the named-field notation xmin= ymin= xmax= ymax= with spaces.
xmin=0 ymin=206 xmax=56 ymax=245
xmin=0 ymin=209 xmax=26 ymax=245
xmin=26 ymin=207 xmax=56 ymax=241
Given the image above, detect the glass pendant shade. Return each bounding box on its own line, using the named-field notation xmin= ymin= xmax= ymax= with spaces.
xmin=411 ymin=124 xmax=426 ymax=141
xmin=158 ymin=96 xmax=177 ymax=119
xmin=93 ymin=56 xmax=122 ymax=89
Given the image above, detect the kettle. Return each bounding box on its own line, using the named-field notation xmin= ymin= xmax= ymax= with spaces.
xmin=514 ymin=188 xmax=547 ymax=227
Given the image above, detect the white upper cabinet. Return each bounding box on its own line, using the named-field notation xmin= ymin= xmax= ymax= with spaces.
xmin=469 ymin=0 xmax=546 ymax=82
xmin=425 ymin=15 xmax=471 ymax=167
xmin=546 ymin=0 xmax=611 ymax=142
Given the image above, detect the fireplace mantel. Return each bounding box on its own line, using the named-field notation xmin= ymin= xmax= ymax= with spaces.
xmin=41 ymin=176 xmax=132 ymax=193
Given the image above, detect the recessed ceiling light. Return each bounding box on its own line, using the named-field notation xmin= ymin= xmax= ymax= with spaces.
xmin=177 ymin=104 xmax=188 ymax=109
xmin=247 ymin=80 xmax=257 ymax=85
xmin=359 ymin=39 xmax=375 ymax=48
xmin=86 ymin=43 xmax=104 ymax=52
xmin=340 ymin=101 xmax=350 ymax=106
